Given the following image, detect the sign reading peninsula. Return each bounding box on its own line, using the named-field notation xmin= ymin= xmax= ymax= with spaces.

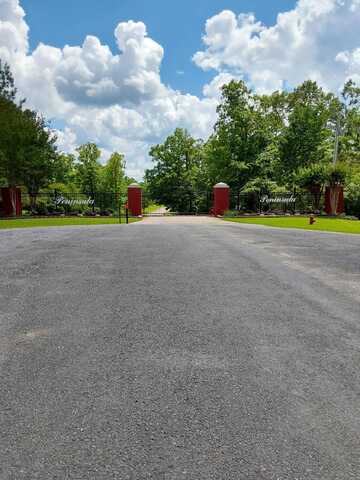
xmin=54 ymin=195 xmax=95 ymax=207
xmin=260 ymin=195 xmax=296 ymax=205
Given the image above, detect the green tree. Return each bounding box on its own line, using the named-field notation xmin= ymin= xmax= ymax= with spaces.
xmin=342 ymin=79 xmax=360 ymax=107
xmin=0 ymin=61 xmax=58 ymax=213
xmin=345 ymin=168 xmax=360 ymax=218
xmin=295 ymin=163 xmax=328 ymax=210
xmin=337 ymin=80 xmax=360 ymax=164
xmin=0 ymin=59 xmax=18 ymax=102
xmin=75 ymin=143 xmax=101 ymax=196
xmin=206 ymin=81 xmax=270 ymax=196
xmin=54 ymin=153 xmax=76 ymax=185
xmin=101 ymin=152 xmax=125 ymax=193
xmin=0 ymin=103 xmax=59 ymax=208
xmin=0 ymin=97 xmax=25 ymax=186
xmin=278 ymin=81 xmax=335 ymax=185
xmin=21 ymin=112 xmax=58 ymax=209
xmin=145 ymin=128 xmax=205 ymax=212
xmin=0 ymin=101 xmax=58 ymax=200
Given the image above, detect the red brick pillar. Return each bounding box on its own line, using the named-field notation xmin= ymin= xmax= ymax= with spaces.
xmin=325 ymin=186 xmax=344 ymax=215
xmin=213 ymin=183 xmax=230 ymax=216
xmin=127 ymin=183 xmax=142 ymax=217
xmin=1 ymin=187 xmax=22 ymax=217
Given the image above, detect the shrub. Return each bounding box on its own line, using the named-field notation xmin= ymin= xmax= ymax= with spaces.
xmin=295 ymin=163 xmax=327 ymax=191
xmin=242 ymin=178 xmax=283 ymax=194
xmin=326 ymin=163 xmax=348 ymax=187
xmin=34 ymin=205 xmax=48 ymax=216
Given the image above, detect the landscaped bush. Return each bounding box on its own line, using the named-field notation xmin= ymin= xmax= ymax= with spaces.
xmin=34 ymin=205 xmax=48 ymax=216
xmin=84 ymin=210 xmax=96 ymax=217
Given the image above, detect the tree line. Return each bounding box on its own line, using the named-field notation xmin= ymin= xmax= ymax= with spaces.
xmin=1 ymin=58 xmax=360 ymax=217
xmin=0 ymin=61 xmax=132 ymax=215
xmin=145 ymin=80 xmax=360 ymax=216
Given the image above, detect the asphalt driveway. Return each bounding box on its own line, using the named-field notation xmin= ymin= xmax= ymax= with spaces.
xmin=0 ymin=220 xmax=359 ymax=479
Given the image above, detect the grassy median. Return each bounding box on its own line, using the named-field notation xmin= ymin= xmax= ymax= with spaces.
xmin=224 ymin=216 xmax=360 ymax=234
xmin=0 ymin=217 xmax=142 ymax=230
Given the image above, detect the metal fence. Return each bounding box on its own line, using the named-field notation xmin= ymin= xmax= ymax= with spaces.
xmin=1 ymin=188 xmax=327 ymax=218
xmin=229 ymin=191 xmax=326 ymax=215
xmin=20 ymin=191 xmax=127 ymax=216
xmin=142 ymin=190 xmax=326 ymax=216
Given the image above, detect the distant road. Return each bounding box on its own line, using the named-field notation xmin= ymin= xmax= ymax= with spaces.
xmin=1 ymin=220 xmax=359 ymax=479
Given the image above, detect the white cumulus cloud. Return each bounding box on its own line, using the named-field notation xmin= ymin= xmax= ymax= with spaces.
xmin=194 ymin=0 xmax=360 ymax=93
xmin=203 ymin=72 xmax=242 ymax=98
xmin=0 ymin=0 xmax=28 ymax=61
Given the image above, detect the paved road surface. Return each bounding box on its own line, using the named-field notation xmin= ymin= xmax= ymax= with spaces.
xmin=1 ymin=219 xmax=359 ymax=479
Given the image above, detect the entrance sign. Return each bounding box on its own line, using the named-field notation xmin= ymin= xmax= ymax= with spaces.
xmin=260 ymin=195 xmax=296 ymax=204
xmin=54 ymin=195 xmax=95 ymax=207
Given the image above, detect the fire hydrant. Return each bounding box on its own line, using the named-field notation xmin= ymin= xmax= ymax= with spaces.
xmin=309 ymin=215 xmax=316 ymax=225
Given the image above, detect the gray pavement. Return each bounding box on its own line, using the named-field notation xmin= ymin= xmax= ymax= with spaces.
xmin=0 ymin=219 xmax=360 ymax=479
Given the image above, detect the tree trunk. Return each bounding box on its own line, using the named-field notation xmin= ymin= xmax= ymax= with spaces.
xmin=1 ymin=185 xmax=22 ymax=217
xmin=29 ymin=192 xmax=38 ymax=213
xmin=330 ymin=186 xmax=341 ymax=215
xmin=325 ymin=186 xmax=344 ymax=215
xmin=308 ymin=185 xmax=322 ymax=211
xmin=9 ymin=187 xmax=17 ymax=216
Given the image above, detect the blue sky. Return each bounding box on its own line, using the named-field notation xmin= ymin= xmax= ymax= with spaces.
xmin=21 ymin=0 xmax=297 ymax=97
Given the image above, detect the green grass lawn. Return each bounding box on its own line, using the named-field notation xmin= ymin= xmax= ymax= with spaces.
xmin=0 ymin=216 xmax=142 ymax=230
xmin=224 ymin=216 xmax=360 ymax=234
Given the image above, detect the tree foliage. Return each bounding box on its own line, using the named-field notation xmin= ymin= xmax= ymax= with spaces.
xmin=278 ymin=82 xmax=336 ymax=183
xmin=75 ymin=143 xmax=102 ymax=196
xmin=101 ymin=152 xmax=126 ymax=193
xmin=206 ymin=81 xmax=270 ymax=192
xmin=145 ymin=128 xmax=206 ymax=212
xmin=0 ymin=59 xmax=17 ymax=102
xmin=0 ymin=60 xmax=58 ymax=200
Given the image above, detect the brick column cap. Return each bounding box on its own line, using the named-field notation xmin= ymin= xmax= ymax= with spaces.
xmin=128 ymin=183 xmax=141 ymax=189
xmin=214 ymin=182 xmax=229 ymax=189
